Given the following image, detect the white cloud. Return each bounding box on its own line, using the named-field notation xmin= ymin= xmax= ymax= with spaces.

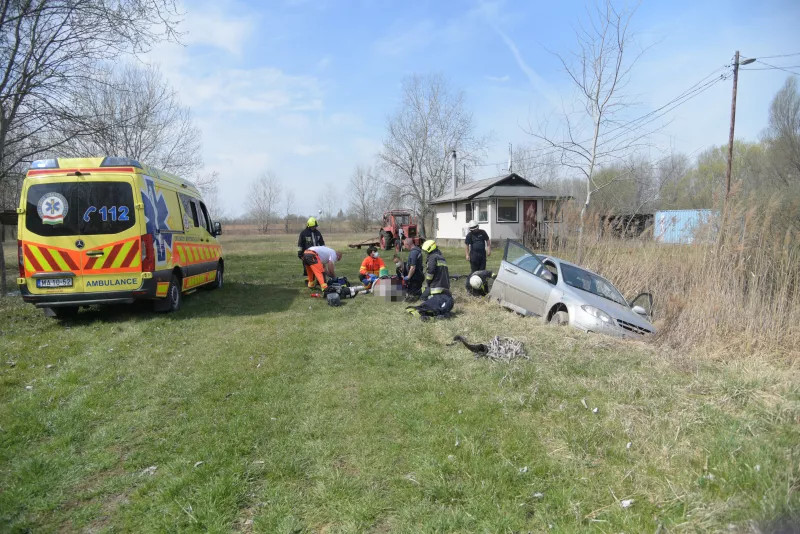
xmin=181 ymin=2 xmax=255 ymax=56
xmin=293 ymin=144 xmax=329 ymax=156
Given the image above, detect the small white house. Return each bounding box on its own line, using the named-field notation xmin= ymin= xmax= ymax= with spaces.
xmin=430 ymin=173 xmax=565 ymax=245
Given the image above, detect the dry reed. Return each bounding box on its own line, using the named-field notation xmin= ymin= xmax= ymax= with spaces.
xmin=539 ymin=193 xmax=800 ymax=359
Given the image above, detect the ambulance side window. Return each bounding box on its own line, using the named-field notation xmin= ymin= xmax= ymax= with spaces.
xmin=199 ymin=201 xmax=212 ymax=233
xmin=179 ymin=194 xmax=199 ymax=228
xmin=196 ymin=200 xmax=209 ymax=233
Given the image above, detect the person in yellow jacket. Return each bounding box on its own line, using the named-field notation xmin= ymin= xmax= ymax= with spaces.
xmin=359 ymin=246 xmax=386 ymax=288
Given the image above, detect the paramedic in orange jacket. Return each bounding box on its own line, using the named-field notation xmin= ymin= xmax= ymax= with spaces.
xmin=304 ymin=246 xmax=341 ymax=290
xmin=359 ymin=247 xmax=386 ymax=287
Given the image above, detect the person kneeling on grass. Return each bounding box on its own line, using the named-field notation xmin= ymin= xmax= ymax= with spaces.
xmin=465 ymin=270 xmax=495 ymax=297
xmin=359 ymin=246 xmax=386 ymax=288
xmin=304 ymin=245 xmax=341 ymax=291
xmin=406 ymin=239 xmax=454 ymax=320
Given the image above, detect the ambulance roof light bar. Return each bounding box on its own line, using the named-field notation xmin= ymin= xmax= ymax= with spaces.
xmin=30 ymin=159 xmax=59 ymax=170
xmin=100 ymin=157 xmax=143 ymax=168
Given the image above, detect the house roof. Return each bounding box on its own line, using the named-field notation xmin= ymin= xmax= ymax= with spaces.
xmin=430 ymin=173 xmax=562 ymax=204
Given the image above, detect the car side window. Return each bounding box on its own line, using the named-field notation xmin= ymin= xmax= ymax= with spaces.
xmin=543 ymin=261 xmax=558 ymax=284
xmin=503 ymin=240 xmax=544 ymax=276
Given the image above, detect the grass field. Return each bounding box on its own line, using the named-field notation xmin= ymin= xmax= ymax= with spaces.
xmin=1 ymin=234 xmax=798 ymax=533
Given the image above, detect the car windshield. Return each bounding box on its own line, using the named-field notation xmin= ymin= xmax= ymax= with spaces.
xmin=560 ymin=263 xmax=628 ymax=306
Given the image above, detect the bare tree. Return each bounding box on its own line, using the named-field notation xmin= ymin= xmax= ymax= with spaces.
xmin=0 ymin=0 xmax=180 ymax=296
xmin=0 ymin=0 xmax=181 ymax=180
xmin=194 ymin=171 xmax=225 ymax=220
xmin=61 ymin=64 xmax=202 ymax=176
xmin=348 ymin=165 xmax=380 ymax=232
xmin=379 ymin=73 xmax=490 ymax=235
xmin=763 ymin=76 xmax=800 ymax=186
xmin=527 ymin=1 xmax=646 ymax=261
xmin=316 ymin=183 xmax=339 ymax=232
xmin=284 ymin=189 xmax=295 ymax=233
xmin=247 ymin=171 xmax=282 ymax=234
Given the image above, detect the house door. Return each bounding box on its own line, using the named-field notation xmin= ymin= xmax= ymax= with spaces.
xmin=523 ymin=200 xmax=537 ymax=248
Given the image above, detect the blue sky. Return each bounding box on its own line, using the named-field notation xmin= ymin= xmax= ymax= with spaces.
xmin=148 ymin=0 xmax=800 ymax=217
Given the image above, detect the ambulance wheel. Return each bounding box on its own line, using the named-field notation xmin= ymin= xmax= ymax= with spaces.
xmin=155 ymin=275 xmax=182 ymax=313
xmin=210 ymin=262 xmax=223 ymax=290
xmin=167 ymin=276 xmax=182 ymax=312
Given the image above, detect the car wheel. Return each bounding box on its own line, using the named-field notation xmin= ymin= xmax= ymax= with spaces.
xmin=550 ymin=310 xmax=569 ymax=326
xmin=51 ymin=306 xmax=79 ymax=319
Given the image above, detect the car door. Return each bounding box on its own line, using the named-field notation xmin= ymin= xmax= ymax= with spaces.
xmin=493 ymin=240 xmax=553 ymax=316
xmin=177 ymin=193 xmax=212 ymax=289
xmin=198 ymin=200 xmax=222 ymax=267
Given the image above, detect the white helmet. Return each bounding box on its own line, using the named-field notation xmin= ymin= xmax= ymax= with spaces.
xmin=469 ymin=274 xmax=483 ymax=289
xmin=468 ymin=220 xmax=478 ymax=229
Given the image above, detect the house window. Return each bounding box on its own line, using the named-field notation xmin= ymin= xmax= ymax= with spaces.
xmin=496 ymin=199 xmax=518 ymax=223
xmin=475 ymin=200 xmax=488 ymax=223
xmin=465 ymin=202 xmax=473 ymax=223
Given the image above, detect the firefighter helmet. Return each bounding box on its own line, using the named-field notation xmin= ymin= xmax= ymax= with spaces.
xmin=421 ymin=239 xmax=437 ymax=253
xmin=469 ymin=274 xmax=483 ymax=289
xmin=307 ymin=217 xmax=318 ymax=228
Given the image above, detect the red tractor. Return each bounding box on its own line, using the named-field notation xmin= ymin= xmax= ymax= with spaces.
xmin=379 ymin=210 xmax=423 ymax=251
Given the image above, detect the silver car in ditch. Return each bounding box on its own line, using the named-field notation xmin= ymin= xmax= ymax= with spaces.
xmin=489 ymin=240 xmax=656 ymax=338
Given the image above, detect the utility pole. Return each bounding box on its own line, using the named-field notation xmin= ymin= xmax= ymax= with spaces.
xmin=725 ymin=50 xmax=755 ymax=202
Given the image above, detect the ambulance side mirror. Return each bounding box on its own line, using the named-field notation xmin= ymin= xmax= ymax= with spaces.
xmin=213 ymin=221 xmax=223 ymax=236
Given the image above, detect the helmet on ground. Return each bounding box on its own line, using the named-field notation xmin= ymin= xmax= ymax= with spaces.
xmin=469 ymin=274 xmax=483 ymax=290
xmin=307 ymin=217 xmax=318 ymax=228
xmin=468 ymin=219 xmax=478 ymax=229
xmin=421 ymin=239 xmax=437 ymax=253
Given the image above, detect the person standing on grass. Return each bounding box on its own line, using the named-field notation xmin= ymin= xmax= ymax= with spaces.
xmin=401 ymin=237 xmax=424 ymax=301
xmin=464 ymin=220 xmax=491 ymax=273
xmin=297 ymin=217 xmax=325 ymax=277
xmin=304 ymin=245 xmax=341 ymax=291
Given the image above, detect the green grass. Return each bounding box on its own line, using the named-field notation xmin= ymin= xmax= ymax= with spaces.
xmin=1 ymin=235 xmax=798 ymax=533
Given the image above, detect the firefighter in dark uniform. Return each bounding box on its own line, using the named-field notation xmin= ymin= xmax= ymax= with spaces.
xmin=464 ymin=220 xmax=491 ymax=273
xmin=297 ymin=217 xmax=325 ymax=276
xmin=465 ymin=270 xmax=495 ymax=297
xmin=406 ymin=240 xmax=454 ymax=320
xmin=401 ymin=237 xmax=424 ymax=301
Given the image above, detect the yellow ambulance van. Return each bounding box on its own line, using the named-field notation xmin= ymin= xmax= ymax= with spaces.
xmin=16 ymin=157 xmax=224 ymax=318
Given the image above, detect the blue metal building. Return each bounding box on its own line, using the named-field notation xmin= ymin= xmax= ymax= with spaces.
xmin=654 ymin=209 xmax=716 ymax=244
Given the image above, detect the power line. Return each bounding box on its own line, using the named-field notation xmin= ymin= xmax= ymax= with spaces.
xmin=743 ymin=52 xmax=800 ymax=60
xmin=470 ymin=64 xmax=730 ymax=170
xmin=740 ymin=60 xmax=800 ymax=75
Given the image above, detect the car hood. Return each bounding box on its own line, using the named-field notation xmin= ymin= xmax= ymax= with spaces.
xmin=561 ymin=284 xmax=656 ymax=333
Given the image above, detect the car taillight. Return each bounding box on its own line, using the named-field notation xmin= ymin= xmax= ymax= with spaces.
xmin=141 ymin=234 xmax=155 ymax=272
xmin=18 ymin=240 xmax=24 ymax=277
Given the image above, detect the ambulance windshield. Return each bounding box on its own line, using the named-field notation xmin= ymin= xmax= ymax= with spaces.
xmin=25 ymin=182 xmax=136 ymax=237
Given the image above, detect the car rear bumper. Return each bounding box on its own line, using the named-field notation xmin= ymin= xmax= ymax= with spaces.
xmin=19 ymin=277 xmax=159 ymax=308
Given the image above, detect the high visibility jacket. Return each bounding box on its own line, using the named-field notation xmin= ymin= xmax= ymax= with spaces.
xmin=359 ymin=256 xmax=386 ymax=276
xmin=424 ymin=249 xmax=450 ymax=295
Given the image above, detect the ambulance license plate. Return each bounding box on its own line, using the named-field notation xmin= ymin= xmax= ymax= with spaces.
xmin=36 ymin=278 xmax=73 ymax=288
